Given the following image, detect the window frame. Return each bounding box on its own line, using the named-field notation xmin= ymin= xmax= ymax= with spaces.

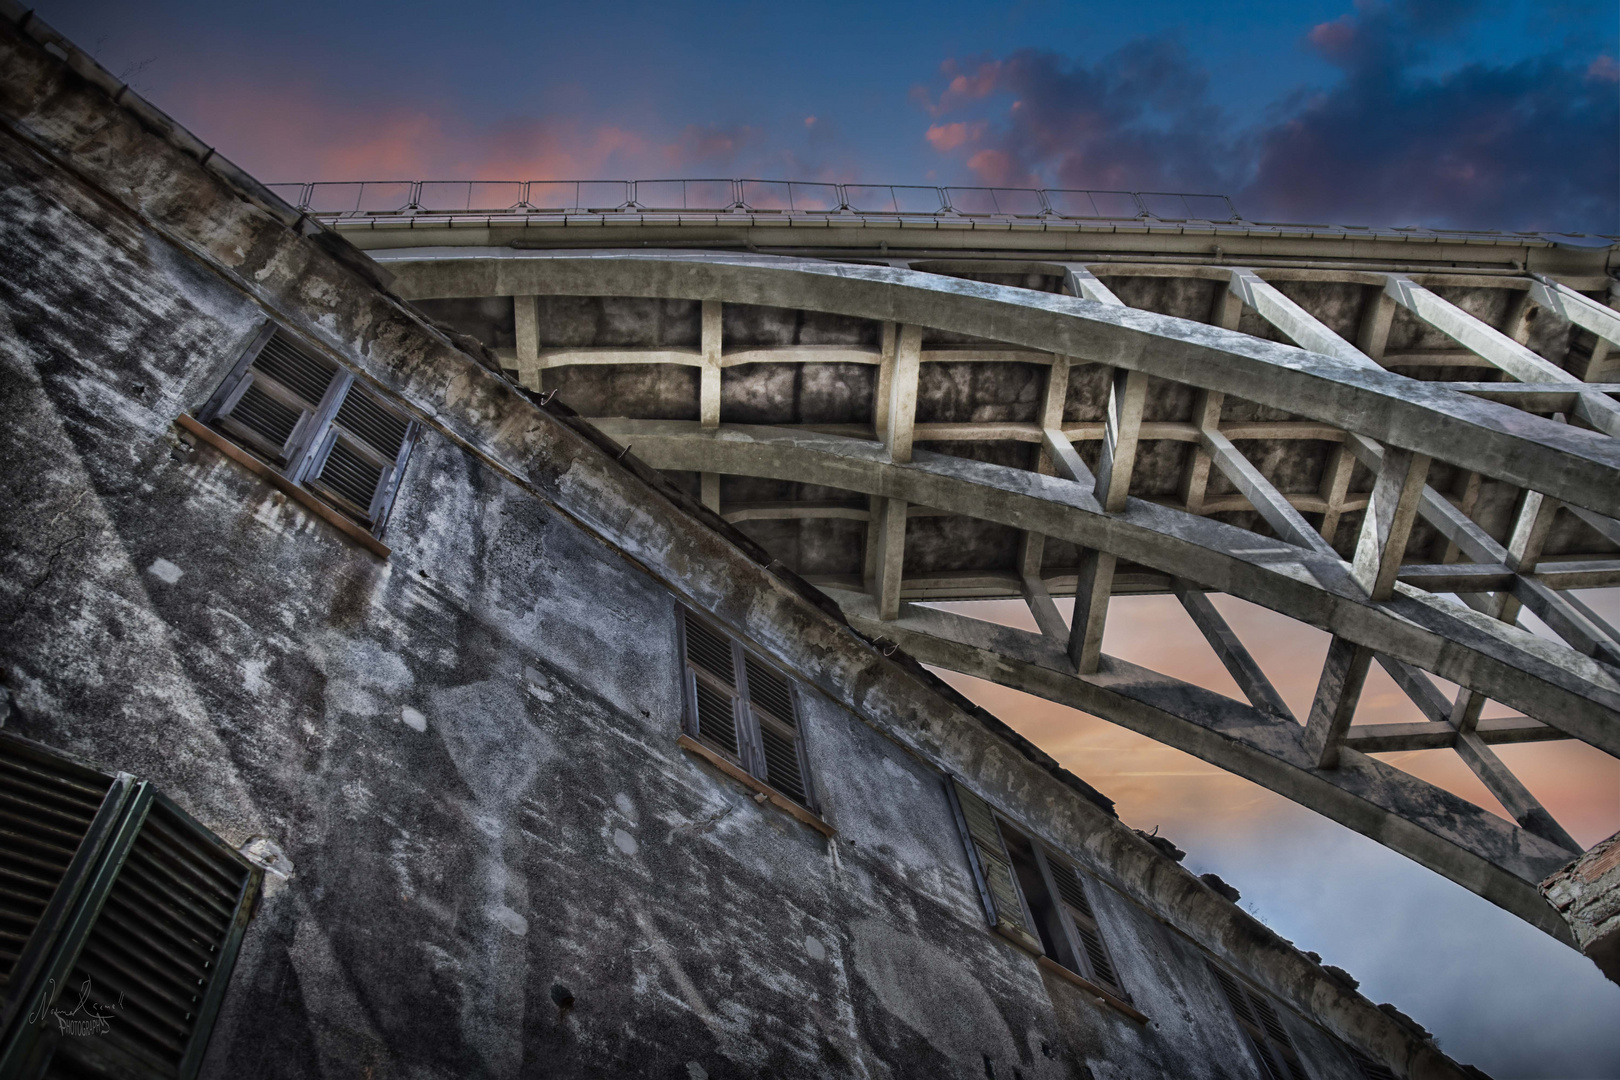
xmin=198 ymin=322 xmax=419 ymax=542
xmin=945 ymin=777 xmax=1139 ymax=1017
xmin=1208 ymin=960 xmax=1312 ymax=1080
xmin=676 ymin=607 xmax=819 ymax=819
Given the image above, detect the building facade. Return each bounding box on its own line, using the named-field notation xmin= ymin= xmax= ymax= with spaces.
xmin=0 ymin=6 xmax=1615 ymax=1079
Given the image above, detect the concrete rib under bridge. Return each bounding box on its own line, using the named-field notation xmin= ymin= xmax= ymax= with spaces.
xmin=311 ymin=193 xmax=1620 ymax=977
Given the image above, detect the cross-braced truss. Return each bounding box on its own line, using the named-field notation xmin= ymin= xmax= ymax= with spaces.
xmin=379 ymin=248 xmax=1620 ymax=947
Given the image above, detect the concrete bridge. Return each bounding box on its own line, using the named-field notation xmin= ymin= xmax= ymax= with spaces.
xmin=309 ymin=191 xmax=1620 ymax=973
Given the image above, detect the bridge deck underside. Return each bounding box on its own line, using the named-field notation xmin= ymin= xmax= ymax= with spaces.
xmin=391 ymin=251 xmax=1620 ymax=948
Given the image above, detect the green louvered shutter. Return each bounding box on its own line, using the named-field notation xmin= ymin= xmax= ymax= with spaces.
xmin=0 ymin=734 xmax=261 ymax=1080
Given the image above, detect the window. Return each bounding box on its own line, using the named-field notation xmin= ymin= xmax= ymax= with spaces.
xmin=1209 ymin=961 xmax=1311 ymax=1080
xmin=1345 ymin=1047 xmax=1397 ymax=1080
xmin=200 ymin=324 xmax=417 ymax=539
xmin=679 ymin=608 xmax=815 ymax=812
xmin=945 ymin=778 xmax=1128 ymax=1002
xmin=0 ymin=732 xmax=261 ymax=1080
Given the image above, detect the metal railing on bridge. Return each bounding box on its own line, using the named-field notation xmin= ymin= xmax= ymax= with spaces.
xmin=263 ymin=178 xmax=1243 ymax=223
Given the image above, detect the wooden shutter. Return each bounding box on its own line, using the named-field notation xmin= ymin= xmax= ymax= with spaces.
xmin=1043 ymin=852 xmax=1124 ymax=997
xmin=944 ymin=779 xmax=1041 ymax=953
xmin=0 ymin=735 xmax=261 ymax=1080
xmin=742 ymin=656 xmax=809 ymax=807
xmin=1209 ymin=962 xmax=1310 ymax=1080
xmin=0 ymin=737 xmax=131 ymax=1027
xmin=682 ymin=610 xmax=743 ymax=759
xmin=305 ymin=383 xmax=416 ymax=529
xmin=57 ymin=794 xmax=259 ymax=1078
xmin=212 ymin=329 xmax=339 ymax=465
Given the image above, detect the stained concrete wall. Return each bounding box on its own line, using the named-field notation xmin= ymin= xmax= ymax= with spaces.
xmin=0 ymin=138 xmax=1369 ymax=1078
xmin=0 ymin=15 xmax=1480 ymax=1079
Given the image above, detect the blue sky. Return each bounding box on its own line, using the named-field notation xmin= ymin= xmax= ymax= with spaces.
xmin=33 ymin=0 xmax=1620 ymax=1074
xmin=39 ymin=0 xmax=1620 ymax=232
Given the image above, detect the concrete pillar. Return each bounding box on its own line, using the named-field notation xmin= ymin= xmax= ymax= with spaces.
xmin=1541 ymin=831 xmax=1620 ymax=985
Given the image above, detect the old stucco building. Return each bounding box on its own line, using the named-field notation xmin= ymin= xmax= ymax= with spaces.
xmin=0 ymin=6 xmax=1616 ymax=1079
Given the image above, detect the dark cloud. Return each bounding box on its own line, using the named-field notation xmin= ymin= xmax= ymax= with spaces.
xmin=918 ymin=0 xmax=1618 ymax=233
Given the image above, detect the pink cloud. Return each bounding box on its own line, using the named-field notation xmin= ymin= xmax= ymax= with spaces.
xmin=925 ymin=121 xmax=980 ymax=151
xmin=1307 ymin=14 xmax=1359 ymax=60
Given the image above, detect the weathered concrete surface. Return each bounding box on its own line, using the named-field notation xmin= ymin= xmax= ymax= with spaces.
xmin=0 ymin=14 xmax=1518 ymax=1078
xmin=590 ymin=420 xmax=1620 ymax=756
xmin=1541 ymin=831 xmax=1620 ymax=984
xmin=377 ymin=249 xmax=1620 ymax=520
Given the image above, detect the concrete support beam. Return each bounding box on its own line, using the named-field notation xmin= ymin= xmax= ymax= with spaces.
xmin=700 ymin=472 xmax=720 ymax=513
xmin=1174 ymin=583 xmax=1294 ymax=721
xmin=825 ymin=589 xmax=1579 ymax=944
xmin=1210 ymin=280 xmax=1243 ymax=331
xmin=873 ymin=321 xmax=897 ymax=436
xmin=1042 ymin=427 xmax=1094 ymax=488
xmin=1097 ymin=368 xmax=1148 ymax=512
xmin=1069 ymin=359 xmax=1144 ymax=674
xmin=1450 ymin=488 xmax=1561 ymax=731
xmin=1305 ymin=637 xmax=1375 ymax=768
xmin=1068 ymin=550 xmax=1117 ymax=675
xmin=388 ymin=252 xmax=1620 ymax=518
xmin=1541 ymin=830 xmax=1620 ymax=983
xmin=1317 ymin=444 xmax=1357 ymax=543
xmin=1528 ymin=274 xmax=1620 ymax=348
xmin=1020 ymin=353 xmax=1073 ymax=594
xmin=1384 ymin=275 xmax=1620 ymax=437
xmin=1202 ymin=427 xmax=1337 ymax=555
xmin=1229 ymin=269 xmax=1376 ymax=366
xmin=1353 ymin=447 xmax=1431 ymax=600
xmin=1063 ymin=265 xmax=1125 ymax=305
xmin=885 ymin=324 xmax=922 ymax=463
xmin=1357 ymin=291 xmax=1396 ymax=361
xmin=1344 ymin=716 xmax=1564 ymax=752
xmin=1180 ymin=391 xmax=1223 ymax=516
xmin=700 ymin=300 xmax=721 ymax=429
xmin=873 ymin=495 xmax=908 ymax=620
xmin=1021 ymin=572 xmax=1070 ymax=643
xmin=514 ymin=294 xmax=541 ymax=389
xmin=598 ymin=420 xmax=1620 ymax=752
xmin=1455 ymin=732 xmax=1580 ymax=852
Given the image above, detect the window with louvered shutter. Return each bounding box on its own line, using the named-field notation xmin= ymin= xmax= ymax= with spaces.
xmin=1346 ymin=1047 xmax=1397 ymax=1080
xmin=678 ymin=609 xmax=817 ymax=811
xmin=944 ymin=779 xmax=1041 ymax=954
xmin=212 ymin=329 xmax=338 ymax=465
xmin=683 ymin=610 xmax=743 ymax=759
xmin=0 ymin=732 xmax=260 ymax=1080
xmin=306 ymin=385 xmax=414 ymax=526
xmin=743 ymin=657 xmax=807 ymax=807
xmin=1209 ymin=962 xmax=1312 ymax=1080
xmin=202 ymin=323 xmax=419 ymax=541
xmin=1043 ymin=852 xmax=1124 ymax=998
xmin=0 ymin=739 xmax=126 ymax=1024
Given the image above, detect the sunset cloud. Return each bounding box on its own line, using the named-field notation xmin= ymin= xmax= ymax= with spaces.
xmin=916 ymin=0 xmax=1618 ymax=232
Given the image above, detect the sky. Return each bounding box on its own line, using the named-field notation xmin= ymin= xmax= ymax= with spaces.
xmin=32 ymin=0 xmax=1620 ymax=1075
xmin=36 ymin=0 xmax=1620 ymax=234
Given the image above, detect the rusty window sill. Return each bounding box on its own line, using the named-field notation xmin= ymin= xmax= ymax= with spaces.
xmin=1036 ymin=955 xmax=1148 ymax=1024
xmin=176 ymin=414 xmax=390 ymax=558
xmin=677 ymin=734 xmax=834 ymax=837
